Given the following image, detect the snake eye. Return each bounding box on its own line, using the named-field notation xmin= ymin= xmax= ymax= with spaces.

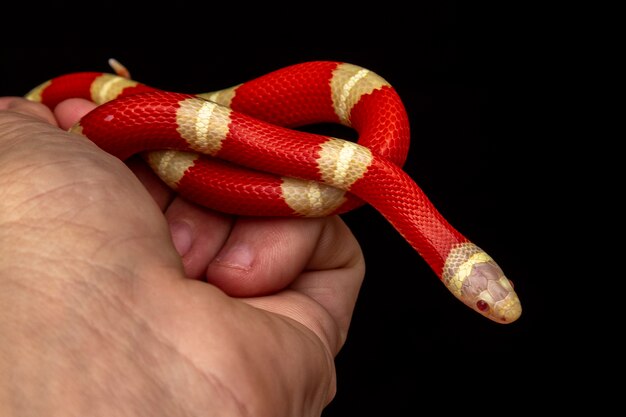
xmin=476 ymin=299 xmax=489 ymax=312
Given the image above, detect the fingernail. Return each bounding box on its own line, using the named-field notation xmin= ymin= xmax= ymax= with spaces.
xmin=170 ymin=221 xmax=193 ymax=256
xmin=215 ymin=243 xmax=254 ymax=271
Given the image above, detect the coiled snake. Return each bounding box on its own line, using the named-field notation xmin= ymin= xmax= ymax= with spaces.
xmin=25 ymin=60 xmax=522 ymax=323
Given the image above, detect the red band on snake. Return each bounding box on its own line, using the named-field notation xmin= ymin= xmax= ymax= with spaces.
xmin=25 ymin=60 xmax=522 ymax=323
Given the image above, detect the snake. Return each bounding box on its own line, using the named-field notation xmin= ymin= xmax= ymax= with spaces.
xmin=24 ymin=59 xmax=522 ymax=324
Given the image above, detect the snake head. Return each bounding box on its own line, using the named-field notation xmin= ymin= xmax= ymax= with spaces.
xmin=443 ymin=243 xmax=522 ymax=324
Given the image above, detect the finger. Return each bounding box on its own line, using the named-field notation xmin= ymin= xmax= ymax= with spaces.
xmin=242 ymin=216 xmax=365 ymax=354
xmin=206 ymin=216 xmax=328 ymax=296
xmin=164 ymin=197 xmax=234 ymax=279
xmin=54 ymin=98 xmax=97 ymax=130
xmin=0 ymin=97 xmax=57 ymax=125
xmin=291 ymin=215 xmax=365 ymax=339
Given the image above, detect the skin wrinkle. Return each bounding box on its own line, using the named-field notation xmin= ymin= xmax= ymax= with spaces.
xmin=0 ymin=125 xmax=92 ymax=166
xmin=0 ymin=221 xmax=101 ymax=271
xmin=0 ymin=224 xmax=202 ymax=413
xmin=3 ymin=182 xmax=113 ymax=221
xmin=276 ymin=309 xmax=336 ymax=409
xmin=0 ymin=165 xmax=174 ymax=275
xmin=75 ymin=279 xmax=251 ymax=417
xmin=0 ymin=217 xmax=155 ymax=282
xmin=0 ymin=116 xmax=118 ymax=169
xmin=310 ymin=216 xmax=362 ymax=271
xmin=0 ymin=224 xmax=138 ymax=317
xmin=295 ymin=217 xmax=363 ymax=349
xmin=238 ymin=293 xmax=335 ymax=413
xmin=246 ymin=287 xmax=342 ymax=359
xmin=290 ymin=271 xmax=352 ymax=351
xmin=0 ymin=161 xmax=99 ymax=211
xmin=153 ymin=280 xmax=329 ymax=416
xmin=109 ymin=297 xmax=248 ymax=416
xmin=85 ymin=260 xmax=302 ymax=416
xmin=1 ymin=260 xmax=251 ymax=416
xmin=0 ymin=114 xmax=52 ymax=143
xmin=0 ymin=267 xmax=71 ymax=336
xmin=0 ymin=158 xmax=139 ymax=226
xmin=0 ymin=100 xmax=57 ymax=125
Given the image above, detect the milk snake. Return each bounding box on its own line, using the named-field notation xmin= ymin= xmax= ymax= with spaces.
xmin=25 ymin=59 xmax=522 ymax=323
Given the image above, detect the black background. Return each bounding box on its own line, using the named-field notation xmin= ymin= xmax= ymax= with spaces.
xmin=1 ymin=4 xmax=563 ymax=414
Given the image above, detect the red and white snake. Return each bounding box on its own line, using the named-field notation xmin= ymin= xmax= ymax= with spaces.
xmin=25 ymin=59 xmax=522 ymax=324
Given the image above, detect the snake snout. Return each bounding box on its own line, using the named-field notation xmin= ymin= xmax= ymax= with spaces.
xmin=443 ymin=243 xmax=522 ymax=324
xmin=462 ymin=261 xmax=522 ymax=324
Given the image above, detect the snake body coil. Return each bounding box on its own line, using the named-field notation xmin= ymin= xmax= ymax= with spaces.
xmin=26 ymin=60 xmax=522 ymax=323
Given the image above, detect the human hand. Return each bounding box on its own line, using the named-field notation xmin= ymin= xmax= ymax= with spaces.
xmin=0 ymin=97 xmax=365 ymax=417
